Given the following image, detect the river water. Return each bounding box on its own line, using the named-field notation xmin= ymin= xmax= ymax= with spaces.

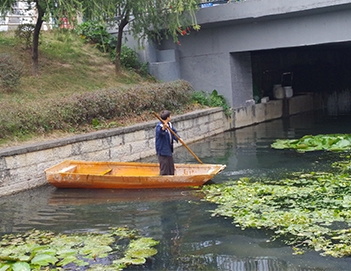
xmin=1 ymin=111 xmax=351 ymax=271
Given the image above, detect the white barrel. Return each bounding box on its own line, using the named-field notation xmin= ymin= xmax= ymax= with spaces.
xmin=273 ymin=84 xmax=285 ymax=99
xmin=284 ymin=86 xmax=293 ymax=98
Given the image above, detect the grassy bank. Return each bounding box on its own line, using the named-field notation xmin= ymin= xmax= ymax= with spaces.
xmin=0 ymin=30 xmax=203 ymax=147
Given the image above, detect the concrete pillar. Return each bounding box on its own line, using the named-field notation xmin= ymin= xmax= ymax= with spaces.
xmin=230 ymin=52 xmax=253 ymax=109
xmin=148 ymin=49 xmax=181 ymax=81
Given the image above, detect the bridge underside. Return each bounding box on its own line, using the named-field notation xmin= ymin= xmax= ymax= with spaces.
xmin=146 ymin=0 xmax=351 ymax=110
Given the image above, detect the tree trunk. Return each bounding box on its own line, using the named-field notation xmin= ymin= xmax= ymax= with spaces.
xmin=115 ymin=17 xmax=129 ymax=74
xmin=32 ymin=3 xmax=44 ymax=76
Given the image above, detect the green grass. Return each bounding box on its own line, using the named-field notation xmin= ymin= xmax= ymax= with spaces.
xmin=0 ymin=29 xmax=147 ymax=98
xmin=0 ymin=29 xmax=216 ymax=148
xmin=0 ymin=29 xmax=161 ymax=146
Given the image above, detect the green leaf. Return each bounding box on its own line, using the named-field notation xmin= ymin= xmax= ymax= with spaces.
xmin=126 ymin=248 xmax=158 ymax=259
xmin=56 ymin=255 xmax=77 ymax=267
xmin=31 ymin=254 xmax=58 ymax=266
xmin=12 ymin=262 xmax=31 ymax=271
xmin=201 ymin=160 xmax=351 ymax=258
xmin=271 ymin=134 xmax=351 ymax=152
xmin=114 ymin=257 xmax=146 ymax=265
xmin=0 ymin=227 xmax=159 ymax=269
xmin=0 ymin=265 xmax=11 ymax=271
xmin=56 ymin=248 xmax=76 ymax=257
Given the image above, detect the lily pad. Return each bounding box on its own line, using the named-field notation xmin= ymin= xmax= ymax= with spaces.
xmin=0 ymin=265 xmax=11 ymax=271
xmin=12 ymin=262 xmax=31 ymax=271
xmin=31 ymin=254 xmax=58 ymax=265
xmin=0 ymin=227 xmax=159 ymax=270
xmin=271 ymin=134 xmax=351 ymax=152
xmin=56 ymin=255 xmax=77 ymax=267
xmin=126 ymin=247 xmax=157 ymax=259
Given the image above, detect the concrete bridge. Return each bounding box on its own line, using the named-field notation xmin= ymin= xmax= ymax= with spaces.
xmin=144 ymin=0 xmax=351 ymax=109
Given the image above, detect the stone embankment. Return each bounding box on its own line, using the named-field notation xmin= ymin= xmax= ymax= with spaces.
xmin=0 ymin=94 xmax=318 ymax=196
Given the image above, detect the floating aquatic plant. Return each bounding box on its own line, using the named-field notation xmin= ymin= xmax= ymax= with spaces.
xmin=0 ymin=227 xmax=159 ymax=270
xmin=201 ymin=156 xmax=351 ymax=257
xmin=271 ymin=134 xmax=351 ymax=152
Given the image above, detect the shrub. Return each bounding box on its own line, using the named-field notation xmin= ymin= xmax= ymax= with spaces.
xmin=120 ymin=45 xmax=140 ymax=69
xmin=0 ymin=54 xmax=24 ymax=92
xmin=15 ymin=24 xmax=35 ymax=49
xmin=209 ymin=89 xmax=230 ymax=112
xmin=0 ymin=80 xmax=194 ymax=139
xmin=76 ymin=21 xmax=116 ymax=53
xmin=76 ymin=20 xmax=149 ymax=76
xmin=191 ymin=89 xmax=231 ymax=116
xmin=191 ymin=90 xmax=210 ymax=106
xmin=139 ymin=63 xmax=149 ymax=77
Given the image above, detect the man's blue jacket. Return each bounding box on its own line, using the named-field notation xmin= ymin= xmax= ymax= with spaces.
xmin=155 ymin=121 xmax=179 ymax=156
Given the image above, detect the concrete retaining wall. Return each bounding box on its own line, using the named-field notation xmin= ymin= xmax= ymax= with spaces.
xmin=0 ymin=94 xmax=318 ymax=196
xmin=0 ymin=108 xmax=230 ymax=196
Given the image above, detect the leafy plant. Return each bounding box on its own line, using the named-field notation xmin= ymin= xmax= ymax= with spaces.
xmin=0 ymin=53 xmax=24 ymax=92
xmin=202 ymin=154 xmax=351 ymax=257
xmin=15 ymin=24 xmax=35 ymax=49
xmin=139 ymin=62 xmax=150 ymax=77
xmin=191 ymin=89 xmax=231 ymax=116
xmin=0 ymin=227 xmax=159 ymax=270
xmin=210 ymin=90 xmax=230 ymax=114
xmin=191 ymin=90 xmax=210 ymax=106
xmin=77 ymin=21 xmax=149 ymax=76
xmin=76 ymin=21 xmax=116 ymax=54
xmin=120 ymin=45 xmax=141 ymax=70
xmin=0 ymin=80 xmax=194 ymax=140
xmin=272 ymin=134 xmax=351 ymax=152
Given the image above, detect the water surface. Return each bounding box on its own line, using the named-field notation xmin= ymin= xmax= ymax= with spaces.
xmin=1 ymin=111 xmax=351 ymax=270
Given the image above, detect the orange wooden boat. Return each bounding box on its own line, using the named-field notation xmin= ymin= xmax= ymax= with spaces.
xmin=45 ymin=160 xmax=226 ymax=189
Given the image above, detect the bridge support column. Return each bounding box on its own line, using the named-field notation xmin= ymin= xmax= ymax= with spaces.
xmin=230 ymin=52 xmax=253 ymax=109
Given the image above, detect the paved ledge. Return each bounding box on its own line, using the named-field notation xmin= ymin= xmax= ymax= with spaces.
xmin=0 ymin=108 xmax=225 ymax=157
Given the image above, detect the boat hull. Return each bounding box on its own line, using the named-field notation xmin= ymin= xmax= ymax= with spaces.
xmin=45 ymin=160 xmax=226 ymax=189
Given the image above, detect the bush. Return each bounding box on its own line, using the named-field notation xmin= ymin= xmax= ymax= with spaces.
xmin=0 ymin=54 xmax=24 ymax=92
xmin=120 ymin=45 xmax=140 ymax=69
xmin=15 ymin=24 xmax=35 ymax=49
xmin=76 ymin=20 xmax=149 ymax=76
xmin=191 ymin=90 xmax=210 ymax=106
xmin=191 ymin=89 xmax=231 ymax=116
xmin=0 ymin=80 xmax=194 ymax=139
xmin=76 ymin=21 xmax=116 ymax=53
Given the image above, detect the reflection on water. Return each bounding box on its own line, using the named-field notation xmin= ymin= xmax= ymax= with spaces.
xmin=1 ymin=111 xmax=351 ymax=270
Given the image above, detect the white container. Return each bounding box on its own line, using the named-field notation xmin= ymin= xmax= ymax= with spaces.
xmin=245 ymin=99 xmax=255 ymax=107
xmin=273 ymin=84 xmax=285 ymax=99
xmin=261 ymin=96 xmax=269 ymax=103
xmin=284 ymin=86 xmax=293 ymax=98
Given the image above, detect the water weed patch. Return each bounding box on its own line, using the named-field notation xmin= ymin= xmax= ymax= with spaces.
xmin=0 ymin=227 xmax=158 ymax=270
xmin=272 ymin=134 xmax=351 ymax=152
xmin=202 ymin=153 xmax=351 ymax=257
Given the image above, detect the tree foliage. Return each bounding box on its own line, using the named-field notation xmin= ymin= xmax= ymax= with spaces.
xmin=82 ymin=0 xmax=200 ymax=72
xmin=1 ymin=0 xmax=83 ymax=75
xmin=0 ymin=0 xmax=200 ymax=74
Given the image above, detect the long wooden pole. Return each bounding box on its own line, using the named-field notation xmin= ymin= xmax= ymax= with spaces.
xmin=153 ymin=112 xmax=203 ymax=164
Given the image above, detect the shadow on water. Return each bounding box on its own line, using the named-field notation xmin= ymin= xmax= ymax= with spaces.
xmin=1 ymin=111 xmax=351 ymax=270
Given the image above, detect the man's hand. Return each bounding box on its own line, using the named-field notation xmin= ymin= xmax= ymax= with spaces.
xmin=161 ymin=123 xmax=168 ymax=131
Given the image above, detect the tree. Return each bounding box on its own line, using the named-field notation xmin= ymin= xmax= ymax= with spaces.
xmin=0 ymin=0 xmax=83 ymax=76
xmin=0 ymin=0 xmax=200 ymax=75
xmin=83 ymin=0 xmax=200 ymax=73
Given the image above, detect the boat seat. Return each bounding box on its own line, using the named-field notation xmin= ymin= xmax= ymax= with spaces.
xmin=100 ymin=169 xmax=112 ymax=175
xmin=59 ymin=165 xmax=77 ymax=173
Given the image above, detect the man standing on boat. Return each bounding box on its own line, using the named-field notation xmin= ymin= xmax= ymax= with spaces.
xmin=155 ymin=110 xmax=183 ymax=175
